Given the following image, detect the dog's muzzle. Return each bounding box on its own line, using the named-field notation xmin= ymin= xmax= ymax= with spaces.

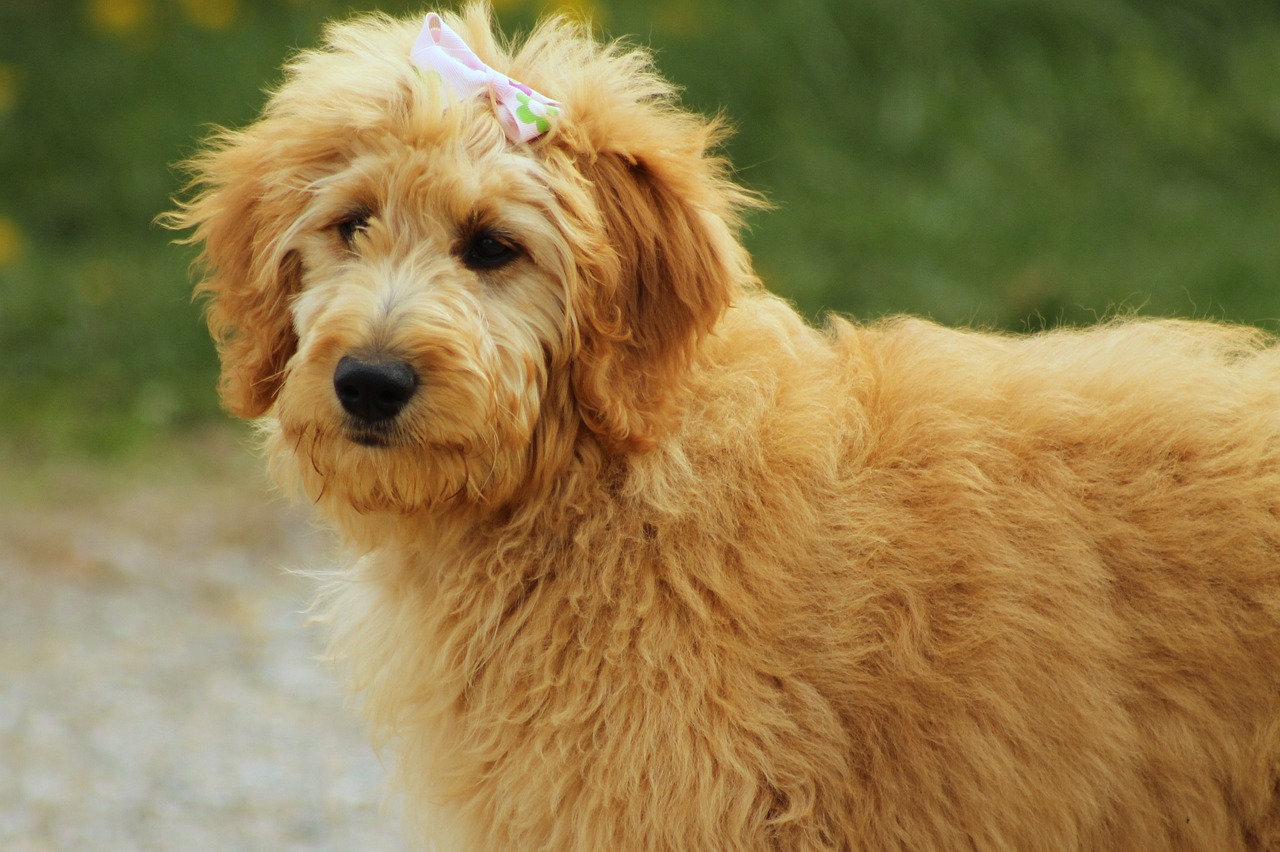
xmin=333 ymin=355 xmax=418 ymax=438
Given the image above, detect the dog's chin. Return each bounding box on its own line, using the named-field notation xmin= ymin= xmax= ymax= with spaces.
xmin=264 ymin=416 xmax=525 ymax=517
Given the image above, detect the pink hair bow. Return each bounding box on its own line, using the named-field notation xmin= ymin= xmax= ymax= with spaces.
xmin=409 ymin=13 xmax=560 ymax=144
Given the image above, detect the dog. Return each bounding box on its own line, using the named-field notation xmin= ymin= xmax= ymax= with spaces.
xmin=169 ymin=5 xmax=1280 ymax=849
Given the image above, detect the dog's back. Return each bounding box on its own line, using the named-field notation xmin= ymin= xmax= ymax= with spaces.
xmin=665 ymin=298 xmax=1280 ymax=849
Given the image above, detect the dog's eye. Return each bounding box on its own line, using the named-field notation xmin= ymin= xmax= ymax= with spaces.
xmin=335 ymin=211 xmax=370 ymax=246
xmin=460 ymin=230 xmax=520 ymax=271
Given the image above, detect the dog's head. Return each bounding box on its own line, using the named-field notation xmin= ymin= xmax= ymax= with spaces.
xmin=169 ymin=5 xmax=758 ymax=513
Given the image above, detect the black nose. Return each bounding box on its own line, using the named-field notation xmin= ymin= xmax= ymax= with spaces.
xmin=333 ymin=356 xmax=418 ymax=423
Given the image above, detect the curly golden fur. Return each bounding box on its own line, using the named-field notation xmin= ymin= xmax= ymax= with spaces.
xmin=169 ymin=5 xmax=1280 ymax=850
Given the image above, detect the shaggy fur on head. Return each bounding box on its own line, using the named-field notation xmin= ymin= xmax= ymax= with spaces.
xmin=169 ymin=5 xmax=1280 ymax=850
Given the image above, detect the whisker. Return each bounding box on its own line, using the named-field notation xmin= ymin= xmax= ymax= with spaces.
xmin=475 ymin=422 xmax=502 ymax=496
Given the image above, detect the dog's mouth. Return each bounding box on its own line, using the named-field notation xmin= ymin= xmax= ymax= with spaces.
xmin=348 ymin=430 xmax=392 ymax=448
xmin=342 ymin=419 xmax=403 ymax=449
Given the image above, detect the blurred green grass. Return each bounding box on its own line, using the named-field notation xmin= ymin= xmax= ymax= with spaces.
xmin=2 ymin=0 xmax=1279 ymax=460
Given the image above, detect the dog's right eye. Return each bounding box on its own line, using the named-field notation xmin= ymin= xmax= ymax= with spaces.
xmin=460 ymin=229 xmax=521 ymax=272
xmin=335 ymin=212 xmax=370 ymax=246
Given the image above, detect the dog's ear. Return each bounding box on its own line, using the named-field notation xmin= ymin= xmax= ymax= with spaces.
xmin=554 ymin=119 xmax=761 ymax=453
xmin=515 ymin=16 xmax=764 ymax=451
xmin=567 ymin=150 xmax=739 ymax=450
xmin=166 ymin=129 xmax=311 ymax=419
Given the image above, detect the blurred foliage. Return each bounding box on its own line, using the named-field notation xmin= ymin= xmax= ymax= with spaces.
xmin=2 ymin=0 xmax=1280 ymax=458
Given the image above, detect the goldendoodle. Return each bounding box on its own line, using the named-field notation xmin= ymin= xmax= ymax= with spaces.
xmin=169 ymin=6 xmax=1280 ymax=850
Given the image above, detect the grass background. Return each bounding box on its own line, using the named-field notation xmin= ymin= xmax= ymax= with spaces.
xmin=2 ymin=0 xmax=1280 ymax=461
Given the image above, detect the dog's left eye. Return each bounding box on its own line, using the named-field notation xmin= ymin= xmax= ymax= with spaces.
xmin=460 ymin=230 xmax=521 ymax=271
xmin=335 ymin=211 xmax=370 ymax=246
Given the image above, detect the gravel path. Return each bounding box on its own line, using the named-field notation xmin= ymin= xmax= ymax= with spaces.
xmin=0 ymin=431 xmax=405 ymax=851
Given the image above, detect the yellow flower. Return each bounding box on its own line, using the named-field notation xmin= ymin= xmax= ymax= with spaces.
xmin=88 ymin=0 xmax=147 ymax=36
xmin=0 ymin=217 xmax=24 ymax=268
xmin=0 ymin=64 xmax=17 ymax=113
xmin=182 ymin=0 xmax=238 ymax=32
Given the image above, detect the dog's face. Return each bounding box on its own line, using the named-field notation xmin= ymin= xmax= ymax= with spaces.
xmin=171 ymin=7 xmax=756 ymax=514
xmin=265 ymin=114 xmax=579 ymax=513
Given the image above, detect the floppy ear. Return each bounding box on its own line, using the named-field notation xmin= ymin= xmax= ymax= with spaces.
xmin=512 ymin=12 xmax=764 ymax=452
xmin=167 ymin=130 xmax=309 ymax=419
xmin=566 ymin=142 xmax=758 ymax=452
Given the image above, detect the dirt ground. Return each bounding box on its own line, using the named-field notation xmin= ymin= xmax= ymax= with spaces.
xmin=0 ymin=429 xmax=406 ymax=851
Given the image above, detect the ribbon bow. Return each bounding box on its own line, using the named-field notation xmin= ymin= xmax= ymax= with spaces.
xmin=409 ymin=13 xmax=560 ymax=144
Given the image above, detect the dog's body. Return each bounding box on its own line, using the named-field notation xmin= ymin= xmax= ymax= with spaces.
xmin=171 ymin=7 xmax=1280 ymax=850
